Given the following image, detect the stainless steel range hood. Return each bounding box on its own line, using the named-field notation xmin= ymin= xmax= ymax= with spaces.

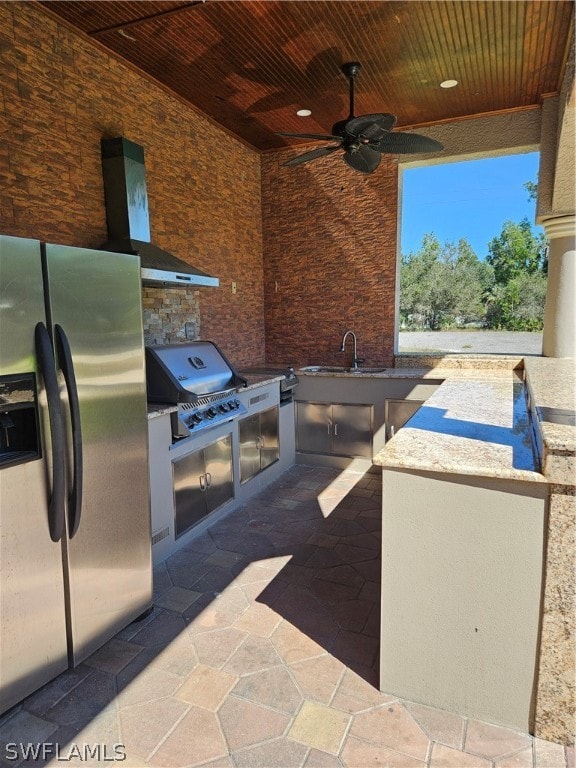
xmin=100 ymin=137 xmax=219 ymax=288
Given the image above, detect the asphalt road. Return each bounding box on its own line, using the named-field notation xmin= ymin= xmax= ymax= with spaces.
xmin=398 ymin=330 xmax=543 ymax=355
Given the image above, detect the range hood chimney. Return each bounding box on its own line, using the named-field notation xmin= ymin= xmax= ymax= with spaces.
xmin=100 ymin=137 xmax=219 ymax=288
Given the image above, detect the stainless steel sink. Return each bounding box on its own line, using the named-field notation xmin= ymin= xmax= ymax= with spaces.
xmin=299 ymin=366 xmax=391 ymax=374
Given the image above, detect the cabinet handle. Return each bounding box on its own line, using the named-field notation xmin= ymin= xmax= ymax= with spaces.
xmin=327 ymin=423 xmax=331 ymax=435
xmin=199 ymin=474 xmax=206 ymax=490
xmin=205 ymin=472 xmax=212 ymax=487
xmin=390 ymin=425 xmax=395 ymax=437
xmin=334 ymin=423 xmax=338 ymax=436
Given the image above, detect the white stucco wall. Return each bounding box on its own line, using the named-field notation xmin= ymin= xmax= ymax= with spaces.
xmin=536 ymin=42 xmax=575 ymax=221
xmin=398 ymin=108 xmax=541 ymax=171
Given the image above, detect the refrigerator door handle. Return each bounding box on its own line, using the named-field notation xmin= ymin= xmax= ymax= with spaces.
xmin=55 ymin=324 xmax=83 ymax=539
xmin=34 ymin=322 xmax=66 ymax=542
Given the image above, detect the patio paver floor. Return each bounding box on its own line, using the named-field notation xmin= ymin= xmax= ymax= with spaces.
xmin=0 ymin=465 xmax=571 ymax=767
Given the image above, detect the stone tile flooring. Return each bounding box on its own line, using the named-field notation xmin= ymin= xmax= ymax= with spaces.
xmin=1 ymin=464 xmax=572 ymax=767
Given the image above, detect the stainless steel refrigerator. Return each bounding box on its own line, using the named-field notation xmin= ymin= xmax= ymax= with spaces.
xmin=0 ymin=235 xmax=152 ymax=714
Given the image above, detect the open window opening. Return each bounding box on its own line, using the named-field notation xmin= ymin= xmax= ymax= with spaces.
xmin=396 ymin=152 xmax=547 ymax=356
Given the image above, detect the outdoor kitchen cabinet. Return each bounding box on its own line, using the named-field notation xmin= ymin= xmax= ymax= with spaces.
xmin=384 ymin=399 xmax=424 ymax=441
xmin=172 ymin=434 xmax=233 ymax=538
xmin=296 ymin=402 xmax=373 ymax=458
xmin=239 ymin=406 xmax=279 ymax=483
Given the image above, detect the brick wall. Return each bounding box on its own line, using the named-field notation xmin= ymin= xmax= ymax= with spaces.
xmin=1 ymin=2 xmax=400 ymax=370
xmin=0 ymin=2 xmax=265 ymax=368
xmin=261 ymin=150 xmax=398 ymax=368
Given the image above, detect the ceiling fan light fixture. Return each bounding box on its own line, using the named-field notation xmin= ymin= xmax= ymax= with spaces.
xmin=296 ymin=108 xmax=312 ymax=117
xmin=278 ymin=61 xmax=444 ymax=173
xmin=440 ymin=79 xmax=458 ymax=89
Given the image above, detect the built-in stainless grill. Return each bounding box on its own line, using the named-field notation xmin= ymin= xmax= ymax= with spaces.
xmin=146 ymin=342 xmax=247 ymax=440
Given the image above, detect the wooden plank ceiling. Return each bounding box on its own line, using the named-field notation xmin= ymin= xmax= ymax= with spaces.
xmin=40 ymin=0 xmax=574 ymax=151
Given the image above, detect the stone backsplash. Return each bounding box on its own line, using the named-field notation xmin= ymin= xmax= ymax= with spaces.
xmin=142 ymin=286 xmax=200 ymax=346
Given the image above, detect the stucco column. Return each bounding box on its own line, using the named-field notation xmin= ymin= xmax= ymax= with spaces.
xmin=541 ymin=215 xmax=576 ymax=359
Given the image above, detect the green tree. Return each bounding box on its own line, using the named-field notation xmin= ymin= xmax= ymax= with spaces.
xmin=400 ymin=234 xmax=489 ymax=330
xmin=400 ymin=176 xmax=547 ymax=333
xmin=486 ymin=217 xmax=547 ymax=285
xmin=400 ymin=234 xmax=446 ymax=330
xmin=522 ymin=179 xmax=549 ymax=275
xmin=524 ymin=179 xmax=538 ymax=202
xmin=484 ymin=204 xmax=547 ymax=330
xmin=443 ymin=239 xmax=494 ymax=324
xmin=485 ymin=271 xmax=547 ymax=330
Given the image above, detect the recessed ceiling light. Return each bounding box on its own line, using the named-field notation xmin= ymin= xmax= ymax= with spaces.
xmin=440 ymin=79 xmax=458 ymax=89
xmin=296 ymin=109 xmax=312 ymax=117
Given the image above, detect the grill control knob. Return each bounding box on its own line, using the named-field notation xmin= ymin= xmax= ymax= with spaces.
xmin=218 ymin=403 xmax=228 ymax=413
xmin=192 ymin=413 xmax=203 ymax=424
xmin=206 ymin=407 xmax=217 ymax=418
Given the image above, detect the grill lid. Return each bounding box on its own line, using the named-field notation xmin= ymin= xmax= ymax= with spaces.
xmin=146 ymin=342 xmax=247 ymax=403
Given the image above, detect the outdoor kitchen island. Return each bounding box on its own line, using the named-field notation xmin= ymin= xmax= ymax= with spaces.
xmin=373 ymin=357 xmax=575 ymax=743
xmin=147 ymin=370 xmax=296 ymax=566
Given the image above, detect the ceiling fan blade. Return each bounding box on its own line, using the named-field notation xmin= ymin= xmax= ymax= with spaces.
xmin=375 ymin=132 xmax=444 ymax=154
xmin=277 ymin=131 xmax=341 ymax=141
xmin=343 ymin=144 xmax=381 ymax=174
xmin=283 ymin=144 xmax=342 ymax=167
xmin=345 ymin=113 xmax=397 ymax=142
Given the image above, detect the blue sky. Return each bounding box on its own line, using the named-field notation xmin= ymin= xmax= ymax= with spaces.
xmin=400 ymin=152 xmax=541 ymax=259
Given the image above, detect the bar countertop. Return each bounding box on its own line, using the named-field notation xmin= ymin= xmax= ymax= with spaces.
xmin=373 ymin=372 xmax=546 ymax=484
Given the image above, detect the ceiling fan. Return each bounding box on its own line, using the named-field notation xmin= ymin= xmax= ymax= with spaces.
xmin=277 ymin=62 xmax=444 ymax=174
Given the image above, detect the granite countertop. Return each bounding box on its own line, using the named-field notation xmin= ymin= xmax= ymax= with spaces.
xmin=373 ymin=375 xmax=546 ymax=484
xmin=523 ymin=357 xmax=575 ymax=485
xmin=523 ymin=358 xmax=576 ymax=452
xmin=240 ymin=373 xmax=284 ymax=391
xmin=147 ymin=403 xmax=178 ymax=419
xmin=304 ymin=353 xmax=572 ymax=485
xmin=297 ymin=366 xmax=516 ymax=381
xmin=297 ymin=367 xmax=435 ymax=379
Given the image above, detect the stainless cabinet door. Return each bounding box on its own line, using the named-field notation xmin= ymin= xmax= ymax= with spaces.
xmin=385 ymin=399 xmax=423 ymax=441
xmin=205 ymin=435 xmax=233 ymax=513
xmin=259 ymin=406 xmax=279 ymax=471
xmin=239 ymin=414 xmax=260 ymax=483
xmin=173 ymin=449 xmax=207 ymax=538
xmin=332 ymin=404 xmax=373 ymax=457
xmin=296 ymin=402 xmax=332 ymax=454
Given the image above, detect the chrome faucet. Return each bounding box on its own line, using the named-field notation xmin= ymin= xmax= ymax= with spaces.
xmin=339 ymin=330 xmax=362 ymax=369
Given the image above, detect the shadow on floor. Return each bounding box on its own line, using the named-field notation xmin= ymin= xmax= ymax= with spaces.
xmin=0 ymin=464 xmax=382 ymax=765
xmin=183 ymin=463 xmax=382 ymax=683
